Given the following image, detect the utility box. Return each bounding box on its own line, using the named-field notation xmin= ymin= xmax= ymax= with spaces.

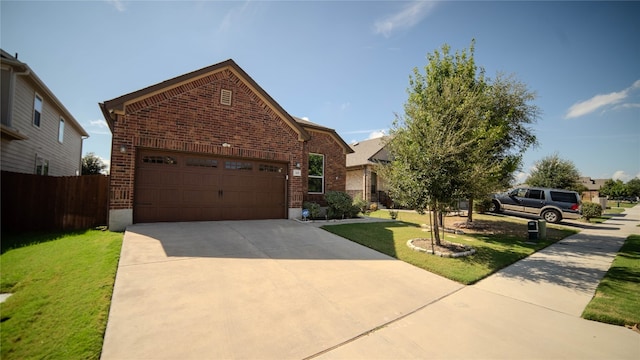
xmin=537 ymin=220 xmax=547 ymax=240
xmin=528 ymin=220 xmax=539 ymax=241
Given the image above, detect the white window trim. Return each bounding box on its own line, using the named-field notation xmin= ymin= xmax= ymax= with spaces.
xmin=33 ymin=93 xmax=43 ymax=128
xmin=308 ymin=153 xmax=325 ymax=194
xmin=58 ymin=117 xmax=65 ymax=143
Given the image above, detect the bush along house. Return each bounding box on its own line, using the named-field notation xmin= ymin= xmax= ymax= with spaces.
xmin=100 ymin=59 xmax=352 ymax=231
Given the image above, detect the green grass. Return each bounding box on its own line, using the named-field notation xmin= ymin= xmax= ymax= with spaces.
xmin=0 ymin=230 xmax=123 ymax=360
xmin=324 ymin=210 xmax=577 ymax=284
xmin=582 ymin=235 xmax=640 ymax=327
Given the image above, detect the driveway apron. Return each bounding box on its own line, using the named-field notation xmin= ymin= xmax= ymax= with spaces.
xmin=100 ymin=219 xmax=463 ymax=359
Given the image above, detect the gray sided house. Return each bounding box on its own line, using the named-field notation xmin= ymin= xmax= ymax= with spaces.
xmin=1 ymin=50 xmax=88 ymax=176
xmin=346 ymin=136 xmax=391 ymax=206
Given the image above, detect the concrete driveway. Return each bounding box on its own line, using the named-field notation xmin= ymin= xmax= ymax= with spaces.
xmin=101 ymin=220 xmax=464 ymax=359
xmin=102 ymin=213 xmax=640 ymax=359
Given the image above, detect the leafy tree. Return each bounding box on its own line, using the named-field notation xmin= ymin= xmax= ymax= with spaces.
xmin=600 ymin=179 xmax=627 ymax=199
xmin=383 ymin=41 xmax=538 ymax=245
xmin=625 ymin=178 xmax=640 ymax=198
xmin=526 ymin=154 xmax=581 ymax=191
xmin=82 ymin=152 xmax=107 ymax=175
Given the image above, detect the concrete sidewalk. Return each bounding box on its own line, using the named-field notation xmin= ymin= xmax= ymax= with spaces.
xmin=315 ymin=205 xmax=640 ymax=359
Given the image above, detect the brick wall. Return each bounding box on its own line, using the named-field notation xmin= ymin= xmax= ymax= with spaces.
xmin=109 ymin=69 xmax=307 ymax=212
xmin=303 ymin=129 xmax=347 ymax=205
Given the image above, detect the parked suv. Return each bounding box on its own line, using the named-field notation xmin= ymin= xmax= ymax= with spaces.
xmin=489 ymin=187 xmax=582 ymax=223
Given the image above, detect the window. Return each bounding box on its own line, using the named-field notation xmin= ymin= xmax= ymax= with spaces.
xmin=308 ymin=153 xmax=324 ymax=193
xmin=33 ymin=94 xmax=42 ymax=127
xmin=526 ymin=189 xmax=544 ymax=200
xmin=35 ymin=156 xmax=49 ymax=175
xmin=259 ymin=164 xmax=282 ymax=173
xmin=58 ymin=118 xmax=65 ymax=143
xmin=186 ymin=158 xmax=218 ymax=168
xmin=550 ymin=191 xmax=578 ymax=203
xmin=142 ymin=155 xmax=177 ymax=165
xmin=225 ymin=161 xmax=253 ymax=170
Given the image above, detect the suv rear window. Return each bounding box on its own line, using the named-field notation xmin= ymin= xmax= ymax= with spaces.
xmin=550 ymin=191 xmax=578 ymax=203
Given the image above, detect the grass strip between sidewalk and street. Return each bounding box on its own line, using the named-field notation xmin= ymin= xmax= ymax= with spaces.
xmin=322 ymin=210 xmax=577 ymax=285
xmin=582 ymin=234 xmax=640 ymax=328
xmin=0 ymin=230 xmax=123 ymax=360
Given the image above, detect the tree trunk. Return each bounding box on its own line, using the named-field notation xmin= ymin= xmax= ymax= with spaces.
xmin=432 ymin=208 xmax=442 ymax=246
xmin=467 ymin=198 xmax=474 ymax=223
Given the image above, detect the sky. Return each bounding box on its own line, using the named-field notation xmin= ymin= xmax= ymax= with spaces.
xmin=2 ymin=0 xmax=639 ymax=183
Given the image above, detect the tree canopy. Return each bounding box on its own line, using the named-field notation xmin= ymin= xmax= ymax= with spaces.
xmin=82 ymin=153 xmax=107 ymax=175
xmin=525 ymin=154 xmax=582 ymax=191
xmin=383 ymin=41 xmax=538 ymax=244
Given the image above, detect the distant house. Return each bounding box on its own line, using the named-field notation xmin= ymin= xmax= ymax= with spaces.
xmin=1 ymin=50 xmax=88 ymax=176
xmin=346 ymin=136 xmax=392 ymax=206
xmin=579 ymin=177 xmax=608 ymax=202
xmin=99 ymin=59 xmax=352 ymax=230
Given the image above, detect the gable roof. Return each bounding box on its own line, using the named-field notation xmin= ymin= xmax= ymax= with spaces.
xmin=293 ymin=116 xmax=353 ymax=154
xmin=579 ymin=177 xmax=608 ymax=191
xmin=346 ymin=136 xmax=390 ymax=167
xmin=1 ymin=49 xmax=89 ymax=137
xmin=99 ymin=59 xmax=311 ymax=141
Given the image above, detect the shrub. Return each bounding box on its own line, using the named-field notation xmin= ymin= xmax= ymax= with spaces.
xmin=353 ymin=194 xmax=368 ymax=214
xmin=325 ymin=191 xmax=356 ymax=219
xmin=369 ymin=202 xmax=379 ymax=212
xmin=302 ymin=201 xmax=321 ymax=219
xmin=582 ymin=202 xmax=603 ymax=221
xmin=475 ymin=198 xmax=493 ymax=214
xmin=389 ymin=210 xmax=399 ymax=220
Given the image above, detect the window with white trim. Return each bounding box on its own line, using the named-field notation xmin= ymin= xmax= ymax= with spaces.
xmin=308 ymin=153 xmax=324 ymax=194
xmin=58 ymin=117 xmax=65 ymax=143
xmin=35 ymin=155 xmax=49 ymax=175
xmin=33 ymin=94 xmax=43 ymax=127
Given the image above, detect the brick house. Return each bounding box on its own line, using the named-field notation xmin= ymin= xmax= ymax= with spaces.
xmin=1 ymin=49 xmax=88 ymax=176
xmin=346 ymin=136 xmax=391 ymax=206
xmin=100 ymin=59 xmax=352 ymax=231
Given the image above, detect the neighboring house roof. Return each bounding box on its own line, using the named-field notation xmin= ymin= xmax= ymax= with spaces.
xmin=346 ymin=136 xmax=390 ymax=167
xmin=0 ymin=49 xmax=89 ymax=138
xmin=579 ymin=177 xmax=608 ymax=191
xmin=293 ymin=116 xmax=353 ymax=154
xmin=100 ymin=59 xmax=313 ymax=141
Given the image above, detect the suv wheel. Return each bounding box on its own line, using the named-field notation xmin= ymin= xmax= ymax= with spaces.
xmin=542 ymin=209 xmax=561 ymax=223
xmin=489 ymin=200 xmax=501 ymax=213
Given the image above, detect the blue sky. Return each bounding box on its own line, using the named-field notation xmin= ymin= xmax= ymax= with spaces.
xmin=2 ymin=1 xmax=638 ymax=182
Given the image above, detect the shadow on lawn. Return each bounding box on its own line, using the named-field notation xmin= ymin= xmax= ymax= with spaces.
xmin=0 ymin=230 xmax=89 ymax=254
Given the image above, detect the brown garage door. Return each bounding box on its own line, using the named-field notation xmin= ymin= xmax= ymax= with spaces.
xmin=134 ymin=150 xmax=287 ymax=223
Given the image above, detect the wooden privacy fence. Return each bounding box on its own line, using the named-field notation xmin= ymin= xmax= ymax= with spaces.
xmin=1 ymin=171 xmax=109 ymax=233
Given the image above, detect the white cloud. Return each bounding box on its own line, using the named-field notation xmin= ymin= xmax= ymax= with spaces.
xmin=99 ymin=156 xmax=111 ymax=175
xmin=368 ymin=130 xmax=386 ymax=139
xmin=612 ymin=170 xmax=632 ymax=182
xmin=514 ymin=171 xmax=529 ymax=185
xmin=373 ymin=1 xmax=438 ymax=38
xmin=565 ymin=79 xmax=640 ymax=119
xmin=340 ymin=102 xmax=351 ymax=111
xmin=106 ymin=0 xmax=126 ymax=12
xmin=87 ymin=119 xmax=111 ymax=135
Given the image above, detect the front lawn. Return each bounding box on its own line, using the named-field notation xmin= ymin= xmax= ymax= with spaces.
xmin=582 ymin=235 xmax=640 ymax=328
xmin=0 ymin=230 xmax=123 ymax=360
xmin=323 ymin=210 xmax=577 ymax=284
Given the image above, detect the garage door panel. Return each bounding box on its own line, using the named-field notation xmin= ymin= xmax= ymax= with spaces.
xmin=135 ymin=150 xmax=285 ymax=223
